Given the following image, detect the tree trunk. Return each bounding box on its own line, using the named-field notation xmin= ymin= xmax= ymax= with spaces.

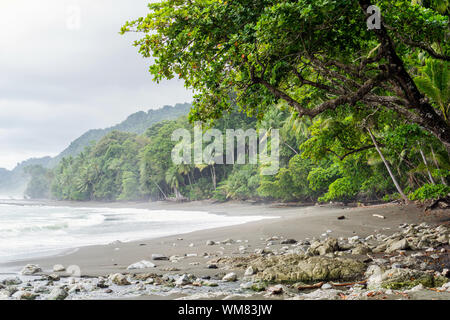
xmin=359 ymin=0 xmax=450 ymax=154
xmin=431 ymin=146 xmax=447 ymax=185
xmin=418 ymin=144 xmax=435 ymax=185
xmin=152 ymin=179 xmax=167 ymax=200
xmin=367 ymin=128 xmax=409 ymax=203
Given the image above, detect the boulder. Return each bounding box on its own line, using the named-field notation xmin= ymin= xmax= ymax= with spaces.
xmin=386 ymin=239 xmax=409 ymax=253
xmin=12 ymin=291 xmax=38 ymax=300
xmin=244 ymin=266 xmax=256 ymax=276
xmin=127 ymin=260 xmax=156 ymax=270
xmin=310 ymin=238 xmax=339 ymax=256
xmin=175 ymin=274 xmax=192 ymax=286
xmin=252 ymin=254 xmax=365 ymax=283
xmin=48 ymin=287 xmax=68 ymax=300
xmin=109 ymin=273 xmax=130 ymax=286
xmin=20 ymin=264 xmax=42 ymax=275
xmin=222 ymin=272 xmax=237 ymax=282
xmin=351 ymin=244 xmax=372 ymax=255
xmin=1 ymin=277 xmax=22 ymax=286
xmin=53 ymin=264 xmax=65 ymax=272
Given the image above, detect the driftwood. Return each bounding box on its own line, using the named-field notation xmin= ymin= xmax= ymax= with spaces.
xmin=297 ymin=282 xmax=324 ymax=290
xmin=330 ymin=280 xmax=367 ymax=287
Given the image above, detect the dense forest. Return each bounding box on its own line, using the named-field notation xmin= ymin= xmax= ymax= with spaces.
xmin=25 ymin=0 xmax=450 ymax=203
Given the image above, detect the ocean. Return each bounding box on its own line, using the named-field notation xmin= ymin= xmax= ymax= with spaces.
xmin=0 ymin=201 xmax=272 ymax=264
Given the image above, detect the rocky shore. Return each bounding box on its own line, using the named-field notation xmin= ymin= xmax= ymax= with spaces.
xmin=2 ymin=221 xmax=449 ymax=300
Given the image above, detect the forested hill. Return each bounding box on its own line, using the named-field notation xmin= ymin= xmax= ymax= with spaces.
xmin=0 ymin=103 xmax=191 ymax=196
xmin=49 ymin=103 xmax=191 ymax=166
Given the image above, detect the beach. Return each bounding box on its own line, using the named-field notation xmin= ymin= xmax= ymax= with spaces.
xmin=1 ymin=200 xmax=449 ymax=300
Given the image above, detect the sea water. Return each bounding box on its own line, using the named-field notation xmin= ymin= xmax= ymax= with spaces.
xmin=0 ymin=201 xmax=274 ymax=264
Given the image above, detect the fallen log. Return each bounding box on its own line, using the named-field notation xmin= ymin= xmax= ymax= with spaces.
xmin=330 ymin=280 xmax=367 ymax=287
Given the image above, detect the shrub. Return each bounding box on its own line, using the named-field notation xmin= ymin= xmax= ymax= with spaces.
xmin=408 ymin=184 xmax=450 ymax=201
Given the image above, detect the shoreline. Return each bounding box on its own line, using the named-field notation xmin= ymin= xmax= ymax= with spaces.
xmin=0 ymin=200 xmax=434 ymax=277
xmin=1 ymin=200 xmax=449 ymax=300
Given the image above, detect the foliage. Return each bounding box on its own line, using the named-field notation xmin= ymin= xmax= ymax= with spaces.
xmin=408 ymin=183 xmax=450 ymax=201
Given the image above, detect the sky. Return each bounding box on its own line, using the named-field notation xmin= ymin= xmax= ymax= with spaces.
xmin=0 ymin=0 xmax=193 ymax=170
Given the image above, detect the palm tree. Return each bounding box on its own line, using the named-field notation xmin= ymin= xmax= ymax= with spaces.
xmin=165 ymin=167 xmax=183 ymax=199
xmin=367 ymin=128 xmax=409 ymax=203
xmin=415 ymin=59 xmax=449 ymax=120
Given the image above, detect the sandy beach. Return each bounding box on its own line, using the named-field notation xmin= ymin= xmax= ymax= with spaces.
xmin=0 ymin=200 xmax=439 ymax=276
xmin=1 ymin=200 xmax=449 ymax=300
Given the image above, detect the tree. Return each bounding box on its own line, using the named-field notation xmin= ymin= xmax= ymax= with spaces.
xmin=121 ymin=0 xmax=450 ymax=152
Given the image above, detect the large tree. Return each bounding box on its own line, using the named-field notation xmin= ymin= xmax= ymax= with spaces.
xmin=121 ymin=0 xmax=449 ymax=152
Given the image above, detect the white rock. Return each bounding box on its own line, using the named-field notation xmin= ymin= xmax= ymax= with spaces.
xmin=175 ymin=274 xmax=191 ymax=286
xmin=108 ymin=273 xmax=130 ymax=286
xmin=48 ymin=287 xmax=68 ymax=300
xmin=321 ymin=283 xmax=333 ymax=290
xmin=20 ymin=264 xmax=41 ymax=275
xmin=244 ymin=266 xmax=256 ymax=276
xmin=53 ymin=264 xmax=65 ymax=272
xmin=127 ymin=260 xmax=156 ymax=270
xmin=222 ymin=272 xmax=237 ymax=282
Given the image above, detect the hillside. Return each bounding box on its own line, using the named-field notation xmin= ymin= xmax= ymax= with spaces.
xmin=0 ymin=103 xmax=191 ymax=196
xmin=48 ymin=103 xmax=191 ymax=166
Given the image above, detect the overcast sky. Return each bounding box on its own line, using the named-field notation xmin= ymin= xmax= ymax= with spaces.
xmin=0 ymin=0 xmax=193 ymax=170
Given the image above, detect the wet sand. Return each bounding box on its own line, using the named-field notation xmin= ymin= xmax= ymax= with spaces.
xmin=0 ymin=200 xmax=438 ymax=278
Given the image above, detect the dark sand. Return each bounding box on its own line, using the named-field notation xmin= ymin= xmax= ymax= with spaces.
xmin=0 ymin=200 xmax=441 ymax=279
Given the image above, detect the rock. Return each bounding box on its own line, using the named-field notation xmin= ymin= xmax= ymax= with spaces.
xmin=386 ymin=239 xmax=409 ymax=253
xmin=372 ymin=214 xmax=385 ymax=219
xmin=151 ymin=254 xmax=169 ymax=261
xmin=244 ymin=266 xmax=256 ymax=276
xmin=96 ymin=279 xmax=109 ymax=288
xmin=253 ymin=255 xmax=366 ymax=283
xmin=48 ymin=274 xmax=60 ymax=281
xmin=1 ymin=277 xmax=22 ymax=286
xmin=281 ymin=239 xmax=297 ymax=245
xmin=348 ymin=236 xmax=360 ymax=244
xmin=222 ymin=239 xmax=234 ymax=244
xmin=351 ymin=244 xmax=371 ymax=255
xmin=12 ymin=291 xmax=38 ymax=300
xmin=109 ymin=273 xmax=130 ymax=286
xmin=297 ymin=289 xmax=341 ymax=300
xmin=222 ymin=272 xmax=237 ymax=282
xmin=20 ymin=264 xmax=42 ymax=275
xmin=337 ymin=216 xmax=346 ymax=220
xmin=321 ymin=283 xmax=333 ymax=290
xmin=206 ymin=240 xmax=216 ymax=246
xmin=207 ymin=264 xmax=218 ymax=269
xmin=267 ymin=285 xmax=283 ymax=295
xmin=48 ymin=287 xmax=68 ymax=300
xmin=175 ymin=274 xmax=191 ymax=286
xmin=311 ymin=238 xmax=339 ymax=255
xmin=371 ymin=268 xmax=437 ymax=290
xmin=53 ymin=264 xmax=65 ymax=272
xmin=127 ymin=260 xmax=156 ymax=270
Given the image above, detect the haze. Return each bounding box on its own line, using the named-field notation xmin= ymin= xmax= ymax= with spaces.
xmin=0 ymin=0 xmax=192 ymax=170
